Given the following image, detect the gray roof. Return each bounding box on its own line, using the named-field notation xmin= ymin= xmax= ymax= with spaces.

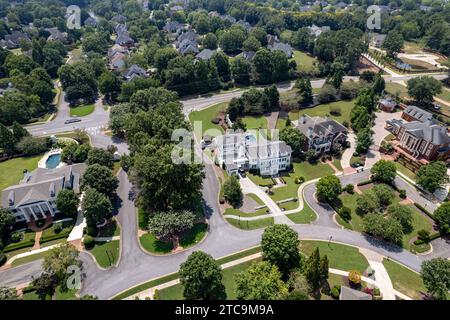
xmin=84 ymin=16 xmax=99 ymax=27
xmin=178 ymin=38 xmax=199 ymax=54
xmin=239 ymin=51 xmax=256 ymax=61
xmin=297 ymin=115 xmax=348 ymax=139
xmin=163 ymin=21 xmax=183 ymax=33
xmin=2 ymin=163 xmax=86 ymax=209
xmin=125 ymin=64 xmax=147 ymax=80
xmin=339 ymin=286 xmax=372 ymax=300
xmin=247 ymin=141 xmax=292 ymax=159
xmin=196 ymin=49 xmax=215 ymax=61
xmin=404 ymin=105 xmax=433 ymax=122
xmin=4 ymin=31 xmax=30 ymax=47
xmin=268 ymin=42 xmax=293 ymax=58
xmin=46 ymin=27 xmax=67 ymax=42
xmin=400 ymin=120 xmax=450 ymax=145
xmin=379 ymin=98 xmax=396 ymax=109
xmin=176 ymin=31 xmax=198 ymax=44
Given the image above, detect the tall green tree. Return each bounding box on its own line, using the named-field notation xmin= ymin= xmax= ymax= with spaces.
xmin=304 ymin=248 xmax=329 ymax=292
xmin=279 ymin=126 xmax=306 ymax=158
xmin=82 ymin=164 xmax=119 ymax=197
xmin=235 ymin=261 xmax=288 ymax=300
xmin=355 ymin=127 xmax=373 ymax=154
xmin=434 ymin=202 xmax=450 ymax=234
xmin=370 ymin=160 xmax=396 ymax=184
xmin=148 ymin=211 xmax=195 ymax=241
xmin=407 ymin=76 xmax=443 ymax=106
xmin=179 ymin=251 xmax=226 ymax=300
xmin=261 ymin=224 xmax=301 ymax=277
xmin=420 ymin=258 xmax=450 ymax=300
xmin=316 ymin=175 xmax=342 ymax=203
xmin=382 ymin=31 xmax=404 ymax=57
xmin=81 ymin=187 xmax=112 ymax=226
xmin=223 ymin=176 xmax=243 ymax=207
xmin=56 ymin=189 xmax=79 ymax=216
xmin=416 ymin=161 xmax=449 ymax=193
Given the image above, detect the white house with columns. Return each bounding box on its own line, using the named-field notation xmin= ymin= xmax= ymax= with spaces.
xmin=1 ymin=164 xmax=86 ymax=223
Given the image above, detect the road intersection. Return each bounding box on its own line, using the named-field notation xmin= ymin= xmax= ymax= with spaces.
xmin=1 ymin=72 xmax=448 ymax=299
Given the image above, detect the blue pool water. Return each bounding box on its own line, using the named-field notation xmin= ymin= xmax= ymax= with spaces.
xmin=46 ymin=154 xmax=61 ymax=169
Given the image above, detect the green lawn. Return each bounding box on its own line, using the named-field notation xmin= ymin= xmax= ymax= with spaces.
xmin=300 ymin=240 xmax=369 ymax=273
xmin=382 ymin=259 xmax=426 ymax=300
xmin=89 ymin=240 xmax=120 ymax=268
xmin=69 ymin=104 xmax=95 ymax=117
xmin=0 ymin=155 xmax=41 ymax=191
xmin=3 ymin=230 xmax=36 ymax=253
xmin=385 ymin=82 xmax=409 ymax=99
xmin=289 ymin=100 xmax=355 ymax=124
xmin=54 ymin=285 xmax=77 ymax=300
xmin=159 ymin=259 xmax=261 ymax=300
xmin=270 ymin=161 xmax=334 ymax=201
xmin=332 ymin=158 xmax=343 ymax=171
xmin=286 ymin=202 xmax=317 ymax=224
xmin=247 ymin=173 xmax=274 ymax=187
xmin=395 ymin=162 xmax=417 ymax=182
xmin=350 ymin=155 xmax=365 ymax=167
xmin=402 ymin=208 xmax=433 ymax=252
xmin=224 ymin=207 xmax=269 ymax=218
xmin=179 ymin=223 xmax=208 ymax=248
xmin=11 ymin=250 xmax=50 ymax=267
xmin=96 ymin=219 xmax=120 ymax=237
xmin=226 ymin=217 xmax=274 ymax=230
xmin=41 ymin=220 xmax=74 ymax=241
xmin=242 ymin=116 xmax=268 ymax=130
xmin=139 ymin=233 xmax=173 ymax=254
xmin=291 ymin=50 xmax=318 ymax=73
xmin=437 ymin=88 xmax=450 ymax=103
xmin=247 ymin=193 xmax=265 ymax=205
xmin=188 ymin=102 xmax=227 ymax=140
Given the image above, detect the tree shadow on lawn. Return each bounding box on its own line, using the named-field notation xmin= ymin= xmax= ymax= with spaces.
xmin=362 ymin=233 xmax=403 ymax=253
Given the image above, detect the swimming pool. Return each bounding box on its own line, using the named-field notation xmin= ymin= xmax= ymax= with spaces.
xmin=46 ymin=153 xmax=61 ymax=169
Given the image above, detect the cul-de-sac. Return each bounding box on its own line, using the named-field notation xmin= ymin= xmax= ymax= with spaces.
xmin=0 ymin=0 xmax=449 ymax=302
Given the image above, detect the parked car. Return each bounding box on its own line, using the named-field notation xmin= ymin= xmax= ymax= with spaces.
xmin=64 ymin=118 xmax=81 ymax=124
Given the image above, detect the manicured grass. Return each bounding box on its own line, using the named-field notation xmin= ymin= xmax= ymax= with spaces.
xmin=54 ymin=285 xmax=77 ymax=300
xmin=332 ymin=158 xmax=343 ymax=171
xmin=225 ymin=207 xmax=269 ymax=218
xmin=286 ymin=202 xmax=317 ymax=224
xmin=246 ymin=193 xmax=265 ymax=205
xmin=139 ymin=233 xmax=173 ymax=254
xmin=138 ymin=207 xmax=148 ymax=230
xmin=300 ymin=240 xmax=369 ymax=273
xmin=41 ymin=220 xmax=74 ymax=240
xmin=270 ymin=161 xmax=334 ymax=201
xmin=188 ymin=102 xmax=227 ymax=140
xmin=69 ymin=104 xmax=95 ymax=117
xmin=242 ymin=116 xmax=268 ymax=130
xmin=179 ymin=223 xmax=208 ymax=248
xmin=215 ymin=247 xmax=261 ymax=265
xmin=89 ymin=240 xmax=120 ymax=268
xmin=226 ymin=217 xmax=274 ymax=230
xmin=247 ymin=173 xmax=274 ymax=187
xmin=385 ymin=82 xmax=410 ymax=99
xmin=11 ymin=250 xmax=51 ymax=267
xmin=402 ymin=206 xmax=433 ymax=252
xmin=3 ymin=230 xmax=36 ymax=253
xmin=159 ymin=259 xmax=261 ymax=300
xmin=403 ymin=41 xmax=424 ymax=54
xmin=437 ymin=88 xmax=450 ymax=103
xmin=395 ymin=162 xmax=416 ymax=181
xmin=350 ymin=154 xmax=365 ymax=167
xmin=112 ymin=162 xmax=122 ymax=176
xmin=22 ymin=290 xmax=51 ymax=300
xmin=289 ymin=100 xmax=355 ymax=124
xmin=291 ymin=50 xmax=318 ymax=73
xmin=0 ymin=155 xmax=41 ymax=191
xmin=382 ymin=258 xmax=426 ymax=300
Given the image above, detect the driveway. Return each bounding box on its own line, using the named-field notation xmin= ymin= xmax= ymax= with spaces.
xmin=364 ymin=111 xmax=402 ymax=170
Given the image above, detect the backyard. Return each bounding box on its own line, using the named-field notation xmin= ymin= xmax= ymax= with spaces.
xmin=188 ymin=102 xmax=227 ymax=140
xmin=289 ymin=100 xmax=355 ymax=125
xmin=290 ymin=50 xmax=319 ymax=73
xmin=0 ymin=155 xmax=41 ymax=191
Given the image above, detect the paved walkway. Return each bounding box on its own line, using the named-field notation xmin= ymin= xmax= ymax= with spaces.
xmin=32 ymin=232 xmax=42 ymax=250
xmin=341 ymin=132 xmax=356 ymax=169
xmin=67 ymin=200 xmax=86 ymax=242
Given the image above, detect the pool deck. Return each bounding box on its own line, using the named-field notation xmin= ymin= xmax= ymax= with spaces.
xmin=38 ymin=149 xmax=65 ymax=169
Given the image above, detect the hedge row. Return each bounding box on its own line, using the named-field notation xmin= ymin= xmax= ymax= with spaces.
xmin=3 ymin=239 xmax=35 ymax=253
xmin=357 ymin=179 xmax=372 ymax=187
xmin=39 ymin=232 xmax=70 ymax=245
xmin=414 ymin=203 xmax=435 ymax=221
xmin=414 ymin=232 xmax=441 ymax=245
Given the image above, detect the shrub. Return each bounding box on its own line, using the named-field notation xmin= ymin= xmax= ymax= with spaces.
xmin=348 ymin=270 xmax=362 ymax=287
xmin=0 ymin=252 xmax=6 ymax=266
xmin=211 ymin=118 xmax=220 ymax=124
xmin=398 ymin=189 xmax=407 ymax=199
xmin=10 ymin=232 xmax=23 ymax=243
xmin=53 ymin=223 xmax=63 ymax=234
xmin=345 ymin=184 xmax=354 ymax=194
xmin=357 ymin=179 xmax=372 ymax=187
xmin=153 ymin=289 xmax=160 ymax=300
xmin=87 ymin=225 xmax=98 ymax=237
xmin=417 ymin=229 xmax=430 ymax=242
xmin=339 ymin=207 xmax=352 ymax=221
xmin=331 ymin=285 xmax=341 ymax=299
xmin=330 ymin=106 xmax=341 ymax=116
xmin=83 ymin=235 xmax=95 ymax=249
xmin=342 ymin=120 xmax=349 ymax=128
xmin=295 ymin=176 xmax=305 ymax=184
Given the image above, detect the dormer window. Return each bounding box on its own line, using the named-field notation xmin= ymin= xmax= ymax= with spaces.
xmin=49 ymin=183 xmax=56 ymax=198
xmin=8 ymin=191 xmax=14 ymax=206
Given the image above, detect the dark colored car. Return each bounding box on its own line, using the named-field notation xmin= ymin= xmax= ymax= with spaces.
xmin=64 ymin=118 xmax=81 ymax=124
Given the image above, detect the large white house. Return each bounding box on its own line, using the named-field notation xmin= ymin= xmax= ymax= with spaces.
xmin=215 ymin=132 xmax=292 ymax=176
xmin=1 ymin=164 xmax=86 ymax=223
